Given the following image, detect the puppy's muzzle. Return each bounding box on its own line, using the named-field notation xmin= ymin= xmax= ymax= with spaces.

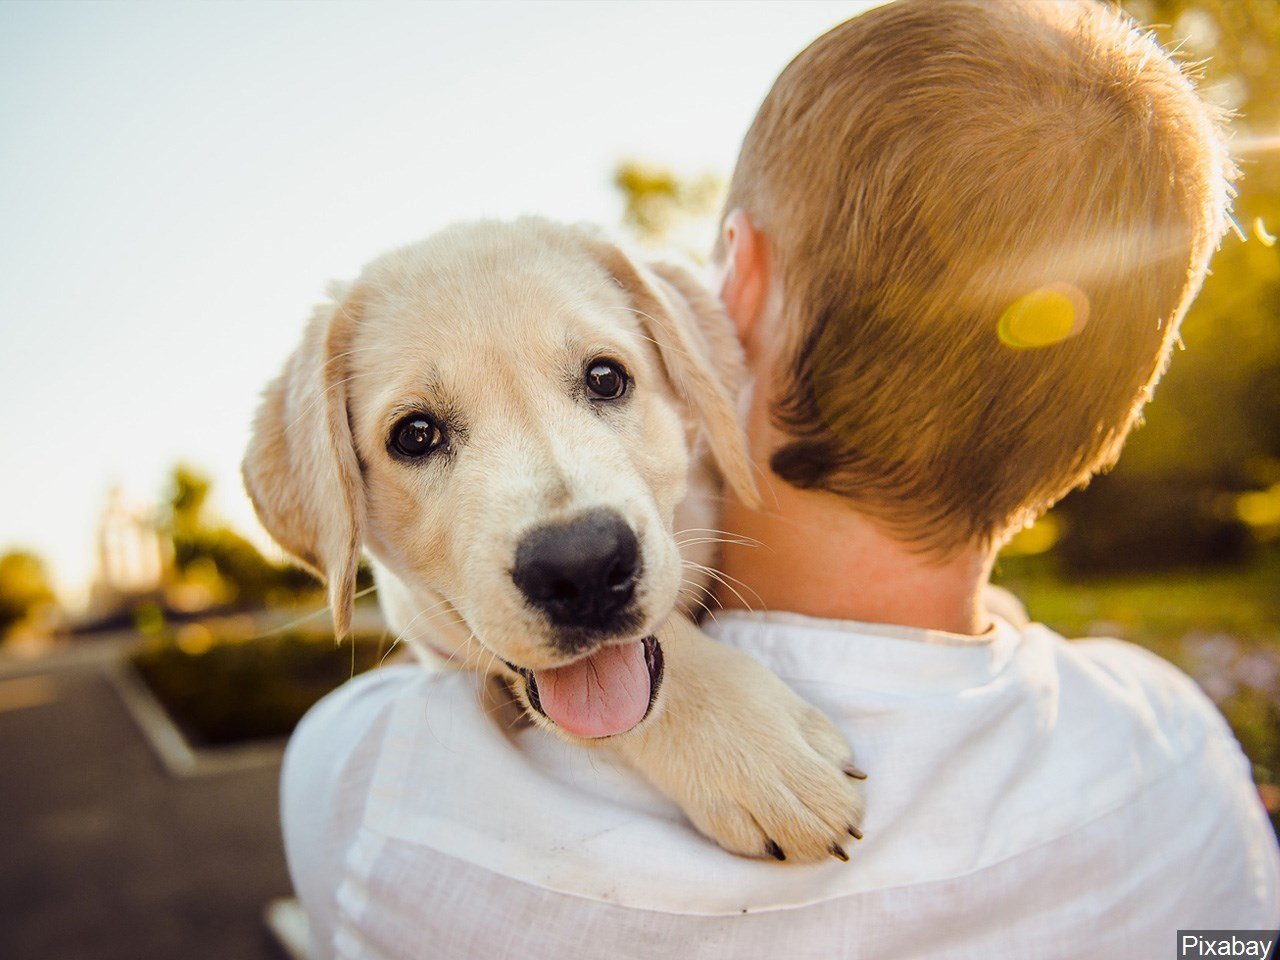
xmin=511 ymin=508 xmax=640 ymax=634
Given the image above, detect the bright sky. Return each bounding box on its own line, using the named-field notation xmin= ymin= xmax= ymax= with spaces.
xmin=0 ymin=0 xmax=876 ymax=603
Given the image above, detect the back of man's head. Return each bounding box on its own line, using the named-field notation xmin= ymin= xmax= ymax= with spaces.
xmin=723 ymin=0 xmax=1231 ymax=553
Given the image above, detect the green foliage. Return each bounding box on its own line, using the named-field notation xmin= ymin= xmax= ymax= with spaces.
xmin=1053 ymin=475 xmax=1253 ymax=573
xmin=1053 ymin=0 xmax=1280 ymax=570
xmin=614 ymin=160 xmax=723 ymax=250
xmin=0 ymin=551 xmax=56 ymax=635
xmin=157 ymin=463 xmax=327 ymax=607
xmin=171 ymin=527 xmax=317 ymax=605
xmin=131 ymin=627 xmax=388 ymax=746
xmin=165 ymin=463 xmax=212 ymax=536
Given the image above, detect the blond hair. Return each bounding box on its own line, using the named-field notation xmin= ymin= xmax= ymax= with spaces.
xmin=724 ymin=0 xmax=1231 ymax=551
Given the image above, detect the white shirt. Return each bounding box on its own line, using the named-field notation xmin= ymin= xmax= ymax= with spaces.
xmin=282 ymin=612 xmax=1280 ymax=960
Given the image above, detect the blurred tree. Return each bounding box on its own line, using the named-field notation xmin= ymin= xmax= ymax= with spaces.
xmin=158 ymin=464 xmax=318 ymax=608
xmin=614 ymin=160 xmax=723 ymax=252
xmin=1047 ymin=0 xmax=1280 ymax=571
xmin=166 ymin=463 xmax=211 ymax=537
xmin=0 ymin=551 xmax=57 ymax=637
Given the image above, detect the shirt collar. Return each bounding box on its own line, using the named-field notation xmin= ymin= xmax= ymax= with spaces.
xmin=702 ymin=609 xmax=1022 ymax=694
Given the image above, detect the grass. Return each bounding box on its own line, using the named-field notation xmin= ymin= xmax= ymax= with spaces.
xmin=993 ymin=550 xmax=1280 ymax=662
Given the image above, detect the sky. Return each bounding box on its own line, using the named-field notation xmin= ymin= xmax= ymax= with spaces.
xmin=0 ymin=0 xmax=877 ymax=603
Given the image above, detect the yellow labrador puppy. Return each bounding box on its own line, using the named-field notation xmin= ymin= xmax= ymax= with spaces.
xmin=244 ymin=218 xmax=865 ymax=862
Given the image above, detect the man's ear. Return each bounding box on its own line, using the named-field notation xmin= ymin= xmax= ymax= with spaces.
xmin=717 ymin=208 xmax=770 ymax=350
xmin=242 ymin=283 xmax=366 ymax=638
xmin=581 ymin=237 xmax=761 ymax=510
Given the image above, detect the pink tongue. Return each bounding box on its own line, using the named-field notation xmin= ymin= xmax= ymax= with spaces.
xmin=533 ymin=640 xmax=650 ymax=739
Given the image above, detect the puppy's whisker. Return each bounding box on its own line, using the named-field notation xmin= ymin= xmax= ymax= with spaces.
xmin=686 ymin=560 xmax=762 ymax=604
xmin=629 ymin=328 xmax=700 ymax=368
xmin=675 ymin=522 xmax=773 ymax=552
xmin=390 ymin=594 xmax=465 ymax=660
xmin=675 ymin=537 xmax=760 ymax=551
xmin=681 ymin=576 xmax=722 ymax=604
xmin=744 ymin=457 xmax=784 ymax=511
xmin=675 ymin=527 xmax=764 ymax=547
xmin=317 ymin=345 xmax=384 ymax=370
xmin=282 ymin=370 xmax=379 ymax=434
xmin=378 ymin=635 xmax=404 ymax=668
xmin=402 ymin=603 xmax=468 ymax=635
xmin=454 ymin=633 xmax=488 ymax=673
xmin=429 ymin=594 xmax=490 ymax=670
xmin=241 ymin=583 xmax=380 ymax=644
xmin=373 ymin=626 xmax=394 ymax=664
xmin=453 ymin=631 xmax=501 ymax=681
xmin=684 ymin=559 xmax=763 ymax=613
xmin=680 ymin=576 xmax=726 ymax=612
xmin=394 ymin=596 xmax=453 ymax=635
xmin=678 ymin=580 xmax=721 ymax=624
xmin=627 ymin=308 xmax=707 ymax=369
xmin=480 ymin=643 xmax=502 ymax=679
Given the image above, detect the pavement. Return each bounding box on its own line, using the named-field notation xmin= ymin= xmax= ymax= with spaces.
xmin=0 ymin=639 xmax=295 ymax=960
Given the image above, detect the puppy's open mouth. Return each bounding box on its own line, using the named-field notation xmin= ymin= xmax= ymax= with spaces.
xmin=506 ymin=636 xmax=663 ymax=739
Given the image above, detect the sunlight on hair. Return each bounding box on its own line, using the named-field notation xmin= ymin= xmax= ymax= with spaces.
xmin=1255 ymin=217 xmax=1277 ymax=248
xmin=997 ymin=283 xmax=1089 ymax=350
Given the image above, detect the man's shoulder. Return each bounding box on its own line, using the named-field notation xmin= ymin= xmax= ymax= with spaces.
xmin=282 ymin=626 xmax=1277 ymax=926
xmin=1035 ymin=629 xmax=1236 ymax=751
xmin=289 ymin=663 xmax=436 ymax=765
xmin=295 ymin=661 xmax=469 ymax=735
xmin=1004 ymin=626 xmax=1263 ymax=845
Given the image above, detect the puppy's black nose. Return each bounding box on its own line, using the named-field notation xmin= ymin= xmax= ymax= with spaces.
xmin=512 ymin=509 xmax=639 ymax=630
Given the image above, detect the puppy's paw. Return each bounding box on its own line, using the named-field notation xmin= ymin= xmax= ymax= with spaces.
xmin=675 ymin=696 xmax=867 ymax=864
xmin=613 ymin=623 xmax=867 ymax=864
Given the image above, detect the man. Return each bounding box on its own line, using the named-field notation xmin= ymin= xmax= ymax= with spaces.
xmin=282 ymin=2 xmax=1279 ymax=957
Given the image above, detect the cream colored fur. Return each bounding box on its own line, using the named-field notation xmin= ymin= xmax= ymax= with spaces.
xmin=244 ymin=218 xmax=865 ymax=861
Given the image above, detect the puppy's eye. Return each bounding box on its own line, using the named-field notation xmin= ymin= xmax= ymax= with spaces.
xmin=389 ymin=414 xmax=444 ymax=459
xmin=585 ymin=359 xmax=629 ymax=400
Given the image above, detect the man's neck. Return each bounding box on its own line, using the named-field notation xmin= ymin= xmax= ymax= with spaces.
xmin=714 ymin=478 xmax=995 ymax=636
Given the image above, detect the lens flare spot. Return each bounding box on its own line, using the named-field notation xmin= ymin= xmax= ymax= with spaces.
xmin=1001 ymin=514 xmax=1063 ymax=557
xmin=1237 ymin=484 xmax=1280 ymax=529
xmin=175 ymin=623 xmax=215 ymax=656
xmin=997 ymin=283 xmax=1088 ymax=349
xmin=1254 ymin=217 xmax=1277 ymax=248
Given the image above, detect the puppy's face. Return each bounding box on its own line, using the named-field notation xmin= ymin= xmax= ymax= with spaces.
xmin=346 ymin=226 xmax=691 ymax=669
xmin=245 ymin=219 xmax=755 ymax=738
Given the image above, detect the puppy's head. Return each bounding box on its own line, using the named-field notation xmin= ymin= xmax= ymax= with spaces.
xmin=244 ymin=218 xmax=756 ymax=737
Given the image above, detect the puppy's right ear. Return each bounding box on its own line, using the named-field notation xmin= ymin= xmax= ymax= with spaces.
xmin=242 ymin=284 xmax=366 ymax=638
xmin=580 ymin=237 xmax=762 ymax=510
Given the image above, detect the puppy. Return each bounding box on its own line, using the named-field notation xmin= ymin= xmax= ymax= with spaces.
xmin=244 ymin=218 xmax=865 ymax=862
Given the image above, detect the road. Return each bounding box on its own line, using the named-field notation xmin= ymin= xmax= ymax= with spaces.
xmin=0 ymin=639 xmax=293 ymax=960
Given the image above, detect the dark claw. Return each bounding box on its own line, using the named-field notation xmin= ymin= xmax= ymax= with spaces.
xmin=848 ymin=825 xmax=863 ymax=840
xmin=764 ymin=839 xmax=786 ymax=861
xmin=843 ymin=763 xmax=868 ymax=780
xmin=830 ymin=844 xmax=849 ymax=862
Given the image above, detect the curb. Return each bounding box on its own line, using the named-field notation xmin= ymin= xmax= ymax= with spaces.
xmin=104 ymin=660 xmax=287 ymax=779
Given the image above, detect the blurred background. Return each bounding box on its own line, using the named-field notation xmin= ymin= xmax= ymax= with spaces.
xmin=0 ymin=1 xmax=1276 ymax=957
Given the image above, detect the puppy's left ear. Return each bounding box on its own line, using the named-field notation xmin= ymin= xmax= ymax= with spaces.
xmin=583 ymin=238 xmax=761 ymax=509
xmin=242 ymin=283 xmax=366 ymax=638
